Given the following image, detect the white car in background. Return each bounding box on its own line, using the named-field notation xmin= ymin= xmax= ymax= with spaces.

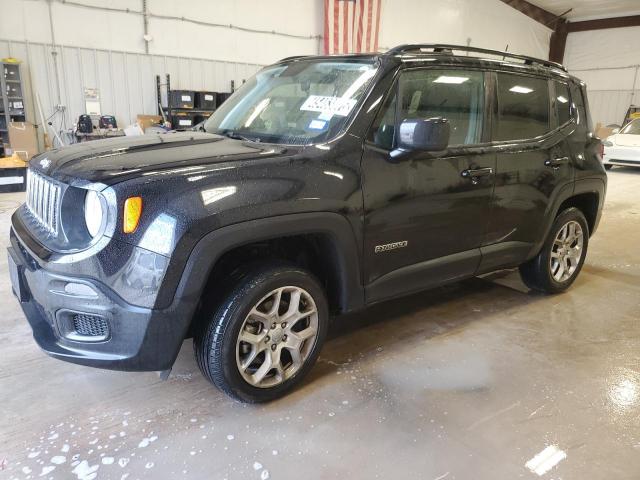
xmin=603 ymin=119 xmax=640 ymax=170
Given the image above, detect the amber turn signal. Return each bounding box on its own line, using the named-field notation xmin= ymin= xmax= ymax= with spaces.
xmin=123 ymin=196 xmax=143 ymax=234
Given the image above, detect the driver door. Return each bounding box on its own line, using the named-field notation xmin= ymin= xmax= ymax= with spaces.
xmin=362 ymin=67 xmax=496 ymax=303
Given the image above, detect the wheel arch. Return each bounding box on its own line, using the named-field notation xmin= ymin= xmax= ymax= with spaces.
xmin=529 ymin=178 xmax=605 ymax=259
xmin=158 ymin=212 xmax=364 ymax=339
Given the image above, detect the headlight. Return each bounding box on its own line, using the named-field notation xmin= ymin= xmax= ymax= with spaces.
xmin=84 ymin=190 xmax=104 ymax=238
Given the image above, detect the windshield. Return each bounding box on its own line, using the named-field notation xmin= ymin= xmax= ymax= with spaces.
xmin=204 ymin=59 xmax=378 ymax=145
xmin=620 ymin=119 xmax=640 ymax=135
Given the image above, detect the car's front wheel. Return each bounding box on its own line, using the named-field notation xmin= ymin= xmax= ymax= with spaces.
xmin=194 ymin=262 xmax=328 ymax=402
xmin=519 ymin=207 xmax=589 ymax=293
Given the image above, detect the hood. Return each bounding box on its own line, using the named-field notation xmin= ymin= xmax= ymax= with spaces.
xmin=30 ymin=132 xmax=289 ymax=185
xmin=613 ymin=134 xmax=640 ymax=148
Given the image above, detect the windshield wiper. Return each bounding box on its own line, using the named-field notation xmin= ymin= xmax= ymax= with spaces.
xmin=220 ymin=130 xmax=254 ymax=142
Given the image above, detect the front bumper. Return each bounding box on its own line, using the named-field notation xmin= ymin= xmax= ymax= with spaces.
xmin=9 ymin=228 xmax=188 ymax=372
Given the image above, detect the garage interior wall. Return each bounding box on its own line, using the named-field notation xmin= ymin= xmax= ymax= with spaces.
xmin=564 ymin=25 xmax=640 ymax=127
xmin=0 ymin=0 xmax=551 ymax=138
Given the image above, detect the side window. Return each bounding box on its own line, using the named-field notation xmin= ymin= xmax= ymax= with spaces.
xmin=555 ymin=81 xmax=572 ymax=126
xmin=370 ymin=69 xmax=485 ymax=148
xmin=495 ymin=73 xmax=550 ymax=141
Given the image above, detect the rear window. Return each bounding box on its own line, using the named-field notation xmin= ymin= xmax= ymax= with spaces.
xmin=495 ymin=73 xmax=550 ymax=141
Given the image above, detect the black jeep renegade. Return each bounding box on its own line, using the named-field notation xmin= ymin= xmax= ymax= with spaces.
xmin=8 ymin=45 xmax=606 ymax=402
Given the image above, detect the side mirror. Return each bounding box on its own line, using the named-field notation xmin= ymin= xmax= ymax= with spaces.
xmin=397 ymin=117 xmax=450 ymax=151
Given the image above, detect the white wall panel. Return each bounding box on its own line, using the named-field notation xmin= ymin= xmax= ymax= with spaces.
xmin=0 ymin=40 xmax=262 ymax=137
xmin=564 ymin=26 xmax=640 ymax=127
xmin=0 ymin=0 xmax=323 ymax=65
xmin=379 ymin=0 xmax=552 ymax=58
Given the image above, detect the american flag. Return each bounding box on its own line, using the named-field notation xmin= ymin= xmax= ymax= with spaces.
xmin=323 ymin=0 xmax=382 ymax=55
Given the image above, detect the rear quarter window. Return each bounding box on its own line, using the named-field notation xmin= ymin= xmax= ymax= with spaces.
xmin=495 ymin=73 xmax=550 ymax=141
xmin=554 ymin=81 xmax=572 ymax=126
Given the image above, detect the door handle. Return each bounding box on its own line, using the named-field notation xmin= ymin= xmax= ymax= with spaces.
xmin=461 ymin=167 xmax=493 ymax=184
xmin=545 ymin=156 xmax=570 ymax=168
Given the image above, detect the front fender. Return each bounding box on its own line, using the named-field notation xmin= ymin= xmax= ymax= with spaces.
xmin=156 ymin=212 xmax=364 ymax=314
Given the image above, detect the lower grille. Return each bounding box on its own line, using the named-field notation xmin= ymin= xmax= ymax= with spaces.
xmin=73 ymin=314 xmax=109 ymax=338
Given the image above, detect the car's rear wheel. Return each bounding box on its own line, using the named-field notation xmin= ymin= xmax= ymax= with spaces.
xmin=519 ymin=207 xmax=589 ymax=293
xmin=194 ymin=262 xmax=328 ymax=403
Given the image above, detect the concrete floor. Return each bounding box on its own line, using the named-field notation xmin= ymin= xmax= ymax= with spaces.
xmin=1 ymin=169 xmax=639 ymax=480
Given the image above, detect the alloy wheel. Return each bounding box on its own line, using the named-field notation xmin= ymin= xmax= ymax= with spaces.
xmin=550 ymin=220 xmax=584 ymax=282
xmin=235 ymin=286 xmax=319 ymax=388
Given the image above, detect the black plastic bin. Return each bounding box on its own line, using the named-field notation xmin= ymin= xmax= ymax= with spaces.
xmin=216 ymin=92 xmax=232 ymax=106
xmin=195 ymin=92 xmax=217 ymax=110
xmin=169 ymin=90 xmax=195 ymax=109
xmin=170 ymin=112 xmax=195 ymax=130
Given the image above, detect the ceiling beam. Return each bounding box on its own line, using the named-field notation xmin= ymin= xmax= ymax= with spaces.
xmin=566 ymin=15 xmax=640 ymax=32
xmin=549 ymin=22 xmax=569 ymax=63
xmin=499 ymin=0 xmax=561 ymax=28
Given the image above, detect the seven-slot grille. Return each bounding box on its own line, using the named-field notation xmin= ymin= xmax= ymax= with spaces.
xmin=25 ymin=169 xmax=61 ymax=234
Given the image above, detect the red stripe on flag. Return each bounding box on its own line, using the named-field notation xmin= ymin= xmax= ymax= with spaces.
xmin=373 ymin=0 xmax=381 ymax=52
xmin=323 ymin=0 xmax=330 ymax=54
xmin=357 ymin=0 xmax=364 ymax=53
xmin=343 ymin=1 xmax=349 ymax=54
xmin=333 ymin=0 xmax=340 ymax=54
xmin=365 ymin=0 xmax=373 ymax=52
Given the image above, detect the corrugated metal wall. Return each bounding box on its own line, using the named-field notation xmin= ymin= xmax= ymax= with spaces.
xmin=564 ymin=28 xmax=640 ymax=129
xmin=0 ymin=38 xmax=263 ymax=145
xmin=586 ymin=88 xmax=640 ymax=127
xmin=569 ymin=65 xmax=640 ymax=127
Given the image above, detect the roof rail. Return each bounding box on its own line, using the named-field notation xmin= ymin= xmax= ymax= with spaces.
xmin=278 ymin=55 xmax=310 ymax=63
xmin=387 ymin=44 xmax=567 ymax=72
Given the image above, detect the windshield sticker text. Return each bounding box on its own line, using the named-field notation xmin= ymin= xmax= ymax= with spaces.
xmin=300 ymin=95 xmax=357 ymax=117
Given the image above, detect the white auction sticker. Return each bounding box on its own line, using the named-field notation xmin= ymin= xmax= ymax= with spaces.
xmin=300 ymin=95 xmax=357 ymax=117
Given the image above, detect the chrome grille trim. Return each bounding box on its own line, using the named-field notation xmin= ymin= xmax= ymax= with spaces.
xmin=25 ymin=169 xmax=61 ymax=234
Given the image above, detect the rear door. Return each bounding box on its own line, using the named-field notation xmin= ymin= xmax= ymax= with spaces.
xmin=362 ymin=67 xmax=496 ymax=302
xmin=479 ymin=71 xmax=574 ymax=272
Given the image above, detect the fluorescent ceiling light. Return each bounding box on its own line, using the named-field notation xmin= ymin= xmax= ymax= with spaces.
xmin=510 ymin=85 xmax=533 ymax=94
xmin=433 ymin=75 xmax=469 ymax=84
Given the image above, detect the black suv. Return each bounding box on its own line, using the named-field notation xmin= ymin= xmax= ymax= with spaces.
xmin=8 ymin=45 xmax=606 ymax=402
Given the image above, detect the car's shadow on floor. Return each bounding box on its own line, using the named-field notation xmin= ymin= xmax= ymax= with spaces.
xmin=298 ymin=269 xmax=547 ymax=389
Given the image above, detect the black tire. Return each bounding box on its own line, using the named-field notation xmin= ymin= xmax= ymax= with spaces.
xmin=604 ymin=164 xmax=613 ymax=170
xmin=519 ymin=207 xmax=589 ymax=294
xmin=194 ymin=262 xmax=328 ymax=403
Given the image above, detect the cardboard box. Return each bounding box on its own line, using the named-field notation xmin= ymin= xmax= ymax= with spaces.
xmin=0 ymin=153 xmax=28 ymax=169
xmin=8 ymin=122 xmax=38 ymax=161
xmin=137 ymin=115 xmax=163 ymax=132
xmin=594 ymin=122 xmax=616 ymax=140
